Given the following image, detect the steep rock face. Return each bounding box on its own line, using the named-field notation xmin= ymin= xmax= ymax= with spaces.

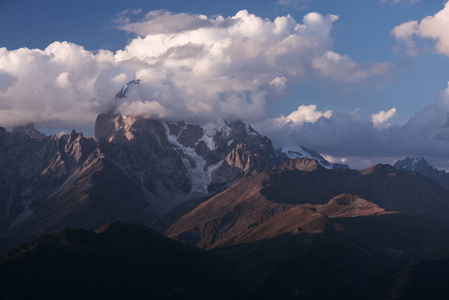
xmin=0 ymin=121 xmax=158 ymax=251
xmin=94 ymin=112 xmax=124 ymax=143
xmin=394 ymin=157 xmax=449 ymax=190
xmin=225 ymin=143 xmax=264 ymax=172
xmin=0 ymin=125 xmax=98 ymax=236
xmin=95 ymin=113 xmax=192 ymax=196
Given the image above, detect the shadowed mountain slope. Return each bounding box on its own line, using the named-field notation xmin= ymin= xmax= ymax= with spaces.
xmin=0 ymin=221 xmax=242 ymax=300
xmin=2 ymin=210 xmax=448 ymax=300
xmin=167 ymin=159 xmax=449 ymax=249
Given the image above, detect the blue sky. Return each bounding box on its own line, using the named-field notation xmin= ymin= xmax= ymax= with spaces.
xmin=1 ymin=0 xmax=449 ymax=168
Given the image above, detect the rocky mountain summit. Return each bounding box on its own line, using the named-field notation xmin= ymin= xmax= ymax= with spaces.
xmin=94 ymin=111 xmax=276 ymax=195
xmin=276 ymin=145 xmax=349 ymax=169
xmin=394 ymin=157 xmax=449 ymax=190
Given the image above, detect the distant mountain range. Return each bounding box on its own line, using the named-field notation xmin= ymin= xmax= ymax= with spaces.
xmin=0 ymin=107 xmax=348 ymax=251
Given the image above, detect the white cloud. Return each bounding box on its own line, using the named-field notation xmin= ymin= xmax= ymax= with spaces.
xmin=271 ymin=104 xmax=332 ymax=128
xmin=269 ymin=76 xmax=287 ymax=93
xmin=0 ymin=10 xmax=390 ymax=129
xmin=0 ymin=70 xmax=16 ymax=92
xmin=371 ymin=108 xmax=397 ymax=128
xmin=391 ymin=2 xmax=449 ymax=57
xmin=0 ymin=42 xmax=109 ymax=128
xmin=116 ymin=10 xmax=217 ymax=36
xmin=312 ymin=51 xmax=389 ymax=82
xmin=117 ymin=100 xmax=168 ymax=118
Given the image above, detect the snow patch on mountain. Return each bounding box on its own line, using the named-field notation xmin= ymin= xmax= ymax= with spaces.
xmin=115 ymin=79 xmax=140 ymax=99
xmin=245 ymin=123 xmax=258 ymax=136
xmin=199 ymin=133 xmax=216 ymax=150
xmin=206 ymin=159 xmax=223 ymax=178
xmin=163 ymin=122 xmax=213 ymax=194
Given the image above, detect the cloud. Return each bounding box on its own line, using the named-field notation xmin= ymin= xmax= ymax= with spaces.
xmin=276 ymin=0 xmax=309 ymax=10
xmin=117 ymin=100 xmax=168 ymax=118
xmin=116 ymin=10 xmax=219 ymax=36
xmin=0 ymin=70 xmax=16 ymax=92
xmin=260 ymin=82 xmax=449 ymax=169
xmin=269 ymin=76 xmax=287 ymax=94
xmin=0 ymin=42 xmax=111 ymax=128
xmin=391 ymin=2 xmax=449 ymax=57
xmin=271 ymin=104 xmax=332 ymax=128
xmin=380 ymin=0 xmax=419 ymax=5
xmin=371 ymin=108 xmax=397 ymax=128
xmin=0 ymin=10 xmax=390 ymax=129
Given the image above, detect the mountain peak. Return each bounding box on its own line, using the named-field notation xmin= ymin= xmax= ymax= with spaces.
xmin=361 ymin=163 xmax=397 ymax=175
xmin=280 ymin=156 xmax=324 ymax=172
xmin=11 ymin=123 xmax=46 ymax=140
xmin=115 ymin=79 xmax=140 ymax=99
xmin=394 ymin=156 xmax=433 ymax=173
xmin=318 ymin=193 xmax=385 ymax=218
xmin=275 ymin=146 xmax=350 ymax=169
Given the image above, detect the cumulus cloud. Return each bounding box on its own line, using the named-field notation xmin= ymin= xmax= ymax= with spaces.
xmin=391 ymin=2 xmax=449 ymax=57
xmin=269 ymin=76 xmax=287 ymax=94
xmin=0 ymin=9 xmax=391 ymax=129
xmin=261 ymin=83 xmax=449 ymax=169
xmin=371 ymin=108 xmax=397 ymax=128
xmin=0 ymin=70 xmax=16 ymax=92
xmin=271 ymin=104 xmax=332 ymax=129
xmin=0 ymin=42 xmax=112 ymax=128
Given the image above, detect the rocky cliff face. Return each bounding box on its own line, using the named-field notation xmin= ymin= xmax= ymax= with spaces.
xmin=0 ymin=125 xmax=99 ymax=236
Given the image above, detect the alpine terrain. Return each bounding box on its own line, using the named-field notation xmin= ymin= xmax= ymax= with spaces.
xmin=1 ymin=81 xmax=449 ymax=299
